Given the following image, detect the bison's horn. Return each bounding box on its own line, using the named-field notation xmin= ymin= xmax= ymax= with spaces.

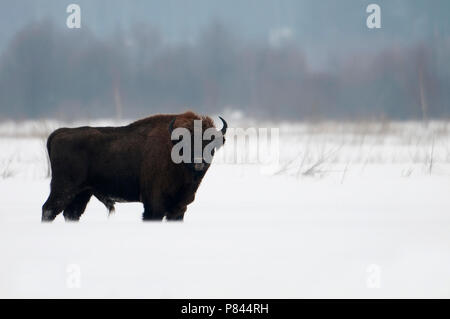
xmin=219 ymin=116 xmax=227 ymax=135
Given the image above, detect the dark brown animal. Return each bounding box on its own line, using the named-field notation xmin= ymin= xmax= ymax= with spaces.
xmin=42 ymin=111 xmax=227 ymax=222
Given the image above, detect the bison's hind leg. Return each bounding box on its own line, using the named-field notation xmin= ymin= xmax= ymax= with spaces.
xmin=42 ymin=190 xmax=76 ymax=222
xmin=63 ymin=190 xmax=92 ymax=222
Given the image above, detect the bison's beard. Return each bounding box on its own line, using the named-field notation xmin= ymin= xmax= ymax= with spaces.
xmin=194 ymin=163 xmax=205 ymax=171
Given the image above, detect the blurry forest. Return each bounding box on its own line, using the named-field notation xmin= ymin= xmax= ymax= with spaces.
xmin=0 ymin=0 xmax=449 ymax=120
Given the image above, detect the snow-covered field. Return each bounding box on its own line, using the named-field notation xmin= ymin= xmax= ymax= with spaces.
xmin=1 ymin=119 xmax=450 ymax=298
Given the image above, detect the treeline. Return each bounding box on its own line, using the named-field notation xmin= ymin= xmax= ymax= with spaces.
xmin=0 ymin=19 xmax=449 ymax=120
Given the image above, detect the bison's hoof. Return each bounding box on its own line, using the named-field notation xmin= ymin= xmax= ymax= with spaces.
xmin=41 ymin=210 xmax=55 ymax=222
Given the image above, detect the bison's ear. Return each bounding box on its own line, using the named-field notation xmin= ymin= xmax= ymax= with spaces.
xmin=168 ymin=118 xmax=179 ymax=144
xmin=168 ymin=118 xmax=176 ymax=135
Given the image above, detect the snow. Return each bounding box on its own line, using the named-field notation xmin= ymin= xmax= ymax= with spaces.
xmin=1 ymin=120 xmax=450 ymax=298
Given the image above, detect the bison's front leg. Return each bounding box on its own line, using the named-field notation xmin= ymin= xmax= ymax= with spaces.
xmin=140 ymin=172 xmax=167 ymax=221
xmin=63 ymin=190 xmax=92 ymax=222
xmin=142 ymin=201 xmax=165 ymax=221
xmin=166 ymin=214 xmax=184 ymax=221
xmin=166 ymin=205 xmax=187 ymax=221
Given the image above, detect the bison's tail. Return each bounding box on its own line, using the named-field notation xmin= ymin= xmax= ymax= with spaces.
xmin=104 ymin=199 xmax=116 ymax=216
xmin=46 ymin=130 xmax=58 ymax=158
xmin=45 ymin=128 xmax=69 ymax=177
xmin=45 ymin=130 xmax=58 ymax=177
xmin=94 ymin=195 xmax=116 ymax=216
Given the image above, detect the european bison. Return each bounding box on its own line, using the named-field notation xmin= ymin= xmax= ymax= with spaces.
xmin=42 ymin=111 xmax=227 ymax=222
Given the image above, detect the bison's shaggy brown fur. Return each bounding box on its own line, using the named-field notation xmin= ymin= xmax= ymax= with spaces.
xmin=42 ymin=111 xmax=226 ymax=222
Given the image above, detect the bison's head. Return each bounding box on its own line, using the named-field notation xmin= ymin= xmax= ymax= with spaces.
xmin=169 ymin=113 xmax=227 ymax=173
